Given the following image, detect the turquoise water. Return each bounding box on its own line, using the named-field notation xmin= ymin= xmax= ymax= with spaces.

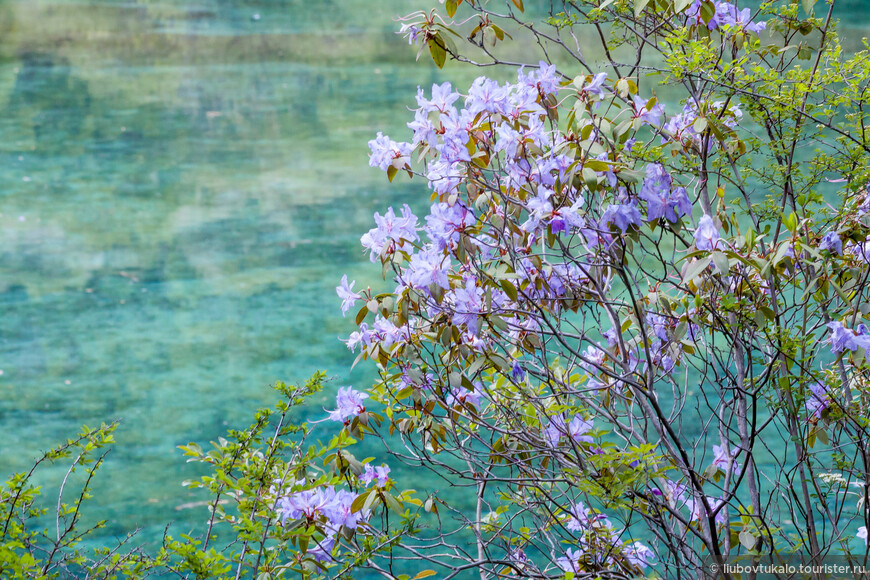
xmin=0 ymin=0 xmax=455 ymax=545
xmin=1 ymin=0 xmax=870 ymax=563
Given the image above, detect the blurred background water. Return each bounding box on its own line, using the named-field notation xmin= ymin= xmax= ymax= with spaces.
xmin=0 ymin=0 xmax=869 ymax=561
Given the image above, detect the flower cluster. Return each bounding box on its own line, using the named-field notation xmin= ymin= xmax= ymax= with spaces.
xmin=828 ymin=321 xmax=870 ymax=363
xmin=555 ymin=502 xmax=655 ymax=572
xmin=806 ymin=381 xmax=831 ymax=420
xmin=276 ymin=485 xmax=369 ymax=562
xmin=326 ymin=386 xmax=369 ymax=423
xmin=686 ymin=1 xmax=767 ymax=34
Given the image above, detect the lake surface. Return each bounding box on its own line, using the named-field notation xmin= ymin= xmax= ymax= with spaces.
xmin=1 ymin=0 xmax=869 ymax=560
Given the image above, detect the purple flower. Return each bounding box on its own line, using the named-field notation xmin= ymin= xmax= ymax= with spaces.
xmin=639 ymin=165 xmax=694 ymax=223
xmin=544 ymin=414 xmax=593 ymax=446
xmin=568 ymin=416 xmax=594 ymax=443
xmin=829 ymin=321 xmax=857 ymax=353
xmin=425 ymin=201 xmax=475 ymax=251
xmin=827 ymin=321 xmax=870 ymax=355
xmin=397 ymin=23 xmax=421 ymax=45
xmin=511 ymin=361 xmax=526 ymax=382
xmin=372 ymin=315 xmax=406 ymax=349
xmin=685 ymin=494 xmax=727 ymax=526
xmin=555 ymin=548 xmax=583 ymax=573
xmin=671 ymin=187 xmax=693 ymax=217
xmin=712 ymin=444 xmax=740 ymax=474
xmin=820 ymin=231 xmax=843 ymax=255
xmin=858 ymin=186 xmax=870 ymax=215
xmin=426 ymin=159 xmax=463 ymax=195
xmin=327 ymin=387 xmax=369 ymax=423
xmin=324 ymin=489 xmax=367 ymax=530
xmin=360 ymin=205 xmax=419 ymax=261
xmin=360 ymin=463 xmax=391 ymax=488
xmin=466 ymin=76 xmax=509 ymax=116
xmin=336 ymin=275 xmax=362 ymax=316
xmin=848 ymin=241 xmax=870 ymax=262
xmin=639 ymin=164 xmax=671 ymax=219
xmin=522 ymin=189 xmax=555 ymax=232
xmin=508 ymin=549 xmax=531 ymax=569
xmin=368 ymin=132 xmax=412 ymax=171
xmin=632 ymin=94 xmax=665 ymax=126
xmin=694 ymin=214 xmax=720 ymax=250
xmin=601 ymin=203 xmax=642 ymax=232
xmin=578 ymin=72 xmax=608 ymax=99
xmin=436 ymin=134 xmax=471 ymax=164
xmin=308 ymin=531 xmax=337 ymax=562
xmin=645 ymin=313 xmax=670 ymax=343
xmin=416 ymin=82 xmax=460 ymax=114
xmin=407 ymin=108 xmax=437 ymax=146
xmin=407 ymin=247 xmax=451 ymax=289
xmin=506 ymin=84 xmax=545 ymax=119
xmin=446 ymin=384 xmax=485 ymax=408
xmin=624 ymin=541 xmax=656 ymax=568
xmin=685 ymin=0 xmax=714 ymax=28
xmin=449 ymin=279 xmax=484 ymax=333
xmin=277 ymin=487 xmax=335 ymax=522
xmin=806 ymin=381 xmax=829 ymax=419
xmin=343 ymin=323 xmax=372 ymax=352
xmin=581 ymin=343 xmax=606 ymax=373
xmin=564 ymin=502 xmax=591 ymax=531
xmin=448 ymin=279 xmax=506 ymax=334
xmin=517 ymin=60 xmax=562 ymax=96
xmin=719 ymin=4 xmax=767 ymax=34
xmin=494 ymin=122 xmax=523 ymax=158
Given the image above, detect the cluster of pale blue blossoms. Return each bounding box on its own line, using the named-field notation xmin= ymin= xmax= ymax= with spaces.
xmin=328 ymin=1 xmax=870 ymax=566
xmin=333 ymin=59 xmax=870 ymax=569
xmin=350 ymin=65 xmax=738 ymax=572
xmin=687 ymin=0 xmax=767 ymax=34
xmin=271 ymin=387 xmax=391 ymax=563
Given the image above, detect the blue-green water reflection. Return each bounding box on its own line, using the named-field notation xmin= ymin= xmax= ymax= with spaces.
xmin=0 ymin=0 xmax=460 ymax=545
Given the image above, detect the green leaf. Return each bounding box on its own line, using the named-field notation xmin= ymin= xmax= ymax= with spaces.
xmin=511 ymin=0 xmax=524 ymax=12
xmin=428 ymin=36 xmax=447 ymax=69
xmin=383 ymin=492 xmax=403 ymax=513
xmin=500 ymin=279 xmax=519 ymax=302
xmin=445 ymin=0 xmax=461 ymax=17
xmin=412 ymin=572 xmax=437 ymax=580
xmin=387 ymin=165 xmax=398 ymax=182
xmin=830 ymin=279 xmax=852 ymax=305
xmin=351 ymin=490 xmax=373 ymax=513
xmin=739 ymin=530 xmax=756 ymax=550
xmin=466 ymin=356 xmax=489 ymax=378
xmin=355 ymin=305 xmax=369 ymax=325
xmin=674 ymin=0 xmax=694 ymax=12
xmin=711 ymin=251 xmax=730 ymax=275
xmin=584 ymin=159 xmax=611 ymax=172
xmin=699 ymin=1 xmax=715 ymax=24
xmin=802 ymin=0 xmax=816 ymax=17
xmin=693 ymin=116 xmax=708 ymax=134
xmin=682 ymin=256 xmax=713 ymax=285
xmin=634 ymin=0 xmax=652 ymax=17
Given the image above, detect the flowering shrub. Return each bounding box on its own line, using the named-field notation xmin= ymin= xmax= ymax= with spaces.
xmin=329 ymin=0 xmax=870 ymax=577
